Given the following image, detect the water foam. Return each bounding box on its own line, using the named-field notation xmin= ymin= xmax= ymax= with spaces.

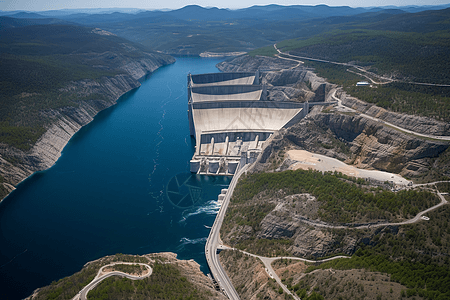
xmin=179 ymin=200 xmax=221 ymax=223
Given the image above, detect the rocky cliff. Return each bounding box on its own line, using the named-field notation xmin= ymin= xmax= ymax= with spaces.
xmin=218 ymin=55 xmax=450 ymax=182
xmin=340 ymin=90 xmax=450 ymax=136
xmin=0 ymin=53 xmax=175 ymax=202
xmin=253 ymin=112 xmax=450 ymax=181
xmin=217 ymin=55 xmax=330 ymax=103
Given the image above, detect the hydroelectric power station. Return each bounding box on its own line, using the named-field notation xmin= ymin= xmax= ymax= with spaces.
xmin=188 ymin=71 xmax=311 ymax=175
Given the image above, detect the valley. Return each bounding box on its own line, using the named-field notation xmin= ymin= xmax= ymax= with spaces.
xmin=1 ymin=3 xmax=450 ymax=300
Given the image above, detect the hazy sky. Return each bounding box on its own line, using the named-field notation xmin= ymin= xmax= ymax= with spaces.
xmin=1 ymin=0 xmax=449 ymax=11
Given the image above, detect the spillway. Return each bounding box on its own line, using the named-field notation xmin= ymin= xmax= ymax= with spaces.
xmin=188 ymin=72 xmax=309 ymax=175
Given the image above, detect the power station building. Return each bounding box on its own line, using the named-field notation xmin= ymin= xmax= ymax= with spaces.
xmin=188 ymin=71 xmax=309 ymax=175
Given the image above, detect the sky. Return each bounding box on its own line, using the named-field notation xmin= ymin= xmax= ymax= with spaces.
xmin=1 ymin=0 xmax=449 ymax=11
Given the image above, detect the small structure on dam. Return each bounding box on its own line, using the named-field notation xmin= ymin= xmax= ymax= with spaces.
xmin=188 ymin=71 xmax=309 ymax=175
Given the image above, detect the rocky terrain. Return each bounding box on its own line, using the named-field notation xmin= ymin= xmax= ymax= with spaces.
xmin=220 ymin=55 xmax=450 ymax=182
xmin=254 ymin=112 xmax=450 ymax=181
xmin=0 ymin=50 xmax=175 ymax=202
xmin=218 ymin=55 xmax=329 ymax=103
xmin=219 ymin=249 xmax=288 ymax=300
xmin=221 ymin=190 xmax=367 ymax=258
xmin=217 ymin=55 xmax=450 ymax=299
xmin=274 ymin=264 xmax=423 ymax=300
xmin=340 ymin=91 xmax=450 ymax=136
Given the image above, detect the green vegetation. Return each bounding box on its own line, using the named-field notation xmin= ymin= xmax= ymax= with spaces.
xmin=32 ymin=254 xmax=148 ymax=300
xmin=109 ymin=264 xmax=147 ymax=275
xmin=294 ymin=59 xmax=450 ymax=122
xmin=231 ymin=169 xmax=438 ymax=223
xmin=306 ymin=205 xmax=450 ymax=300
xmin=226 ymin=202 xmax=276 ymax=231
xmin=276 ymin=29 xmax=450 ymax=84
xmin=235 ymin=238 xmax=293 ymax=257
xmin=436 ymin=181 xmax=450 ymax=193
xmin=0 ymin=24 xmax=168 ymax=150
xmin=248 ymin=45 xmax=277 ymax=57
xmin=250 ymin=26 xmax=450 ymax=122
xmin=87 ymin=262 xmax=209 ymax=300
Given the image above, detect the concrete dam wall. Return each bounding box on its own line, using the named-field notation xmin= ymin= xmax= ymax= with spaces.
xmin=188 ymin=72 xmax=309 ymax=175
xmin=189 ymin=71 xmax=259 ymax=86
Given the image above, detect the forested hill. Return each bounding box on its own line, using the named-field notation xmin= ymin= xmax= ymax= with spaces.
xmin=0 ymin=21 xmax=174 ymax=200
xmin=2 ymin=4 xmax=449 ymax=56
xmin=247 ymin=8 xmax=450 ymax=122
xmin=0 ymin=22 xmax=173 ymax=149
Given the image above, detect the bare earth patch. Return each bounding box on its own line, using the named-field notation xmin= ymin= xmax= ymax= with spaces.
xmin=287 ymin=149 xmax=410 ymax=185
xmin=291 ymin=268 xmax=424 ymax=300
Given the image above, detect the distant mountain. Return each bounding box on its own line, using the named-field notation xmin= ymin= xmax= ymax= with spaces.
xmin=8 ymin=11 xmax=49 ymax=18
xmin=378 ymin=4 xmax=450 ymax=13
xmin=1 ymin=4 xmax=449 ymax=56
xmin=0 ymin=16 xmax=71 ymax=28
xmin=367 ymin=7 xmax=450 ymax=33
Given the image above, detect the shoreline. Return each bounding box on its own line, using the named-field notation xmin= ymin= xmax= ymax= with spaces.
xmin=0 ymin=61 xmax=174 ymax=204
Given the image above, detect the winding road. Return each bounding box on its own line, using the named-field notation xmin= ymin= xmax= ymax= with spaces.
xmin=273 ymin=44 xmax=450 ymax=87
xmin=331 ymin=90 xmax=450 ymax=141
xmin=73 ymin=262 xmax=152 ymax=300
xmin=273 ymin=43 xmax=450 ymax=142
xmin=232 ymin=248 xmax=350 ymax=300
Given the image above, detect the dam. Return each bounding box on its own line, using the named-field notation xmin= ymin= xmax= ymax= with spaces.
xmin=188 ymin=71 xmax=310 ymax=175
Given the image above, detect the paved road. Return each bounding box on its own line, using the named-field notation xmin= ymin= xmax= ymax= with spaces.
xmin=226 ymin=247 xmax=350 ymax=300
xmin=274 ymin=44 xmax=450 ymax=87
xmin=274 ymin=44 xmax=450 ymax=141
xmin=73 ymin=262 xmax=152 ymax=300
xmin=330 ymin=90 xmax=450 ymax=141
xmin=205 ymin=163 xmax=249 ymax=299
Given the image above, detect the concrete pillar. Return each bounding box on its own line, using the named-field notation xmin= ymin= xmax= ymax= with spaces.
xmin=227 ymin=161 xmax=239 ymax=174
xmin=188 ymin=102 xmax=195 ymax=136
xmin=240 ymin=151 xmax=247 ymax=166
xmin=225 ymin=136 xmax=229 ymax=156
xmin=190 ymin=160 xmax=200 ymax=173
xmin=209 ymin=160 xmax=219 ymax=173
xmin=262 ymin=84 xmax=267 ymax=100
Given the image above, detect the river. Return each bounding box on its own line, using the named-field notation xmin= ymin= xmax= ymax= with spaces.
xmin=0 ymin=57 xmax=231 ymax=299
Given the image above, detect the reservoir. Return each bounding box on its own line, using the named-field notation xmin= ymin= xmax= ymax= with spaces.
xmin=0 ymin=57 xmax=231 ymax=299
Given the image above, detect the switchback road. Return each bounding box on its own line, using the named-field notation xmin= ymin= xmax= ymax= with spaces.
xmin=73 ymin=262 xmax=152 ymax=300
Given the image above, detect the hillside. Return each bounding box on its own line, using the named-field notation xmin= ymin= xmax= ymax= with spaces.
xmin=0 ymin=22 xmax=175 ymax=201
xmin=216 ymin=52 xmax=450 ymax=300
xmin=26 ymin=252 xmax=226 ymax=300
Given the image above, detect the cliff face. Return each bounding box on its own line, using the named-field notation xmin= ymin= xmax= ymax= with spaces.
xmin=217 ymin=55 xmax=330 ymax=103
xmin=219 ymin=249 xmax=287 ymax=300
xmin=217 ymin=56 xmax=450 ymax=181
xmin=340 ymin=91 xmax=450 ymax=136
xmin=0 ymin=54 xmax=175 ymax=201
xmin=254 ymin=112 xmax=450 ymax=180
xmin=221 ymin=192 xmax=362 ymax=258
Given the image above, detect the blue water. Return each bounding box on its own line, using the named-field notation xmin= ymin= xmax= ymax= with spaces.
xmin=0 ymin=57 xmax=231 ymax=299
